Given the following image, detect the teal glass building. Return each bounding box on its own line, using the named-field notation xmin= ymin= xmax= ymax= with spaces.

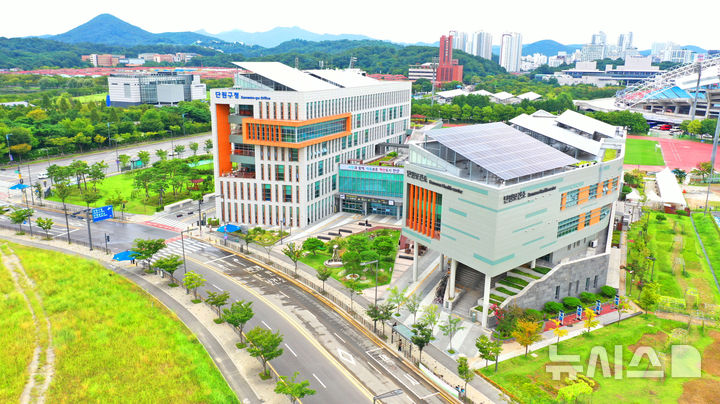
xmin=337 ymin=164 xmax=404 ymax=217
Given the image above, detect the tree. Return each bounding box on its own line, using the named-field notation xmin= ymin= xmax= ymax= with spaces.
xmin=687 ymin=120 xmax=703 ymax=136
xmin=137 ymin=150 xmax=150 ymax=167
xmin=182 ymin=270 xmax=206 ymax=300
xmin=189 ymin=141 xmax=199 ymax=156
xmin=302 ymin=237 xmax=324 ymax=256
xmin=405 ymin=294 xmax=422 ymax=323
xmin=224 ymin=300 xmax=254 ymax=342
xmin=155 ymin=149 xmax=168 ymax=161
xmin=639 ymin=282 xmax=660 ymax=314
xmin=204 ymin=139 xmax=213 ymax=154
xmin=488 ymin=338 xmax=502 ymax=372
xmin=36 ymin=217 xmax=53 ymax=239
xmin=457 ymin=356 xmax=474 ymax=400
xmin=421 ymin=304 xmax=440 ymax=333
xmin=345 ymin=279 xmax=361 ymax=313
xmin=246 ymin=326 xmax=284 ymax=376
xmin=130 ymin=238 xmax=167 ymax=269
xmin=366 ymin=304 xmax=382 ymax=333
xmin=174 ymin=144 xmax=186 ymax=159
xmin=118 ymin=154 xmax=131 ymax=170
xmin=341 ymin=250 xmax=361 ymax=273
xmin=106 ymin=191 xmax=128 ymax=220
xmin=387 ymin=286 xmax=408 ymax=316
xmin=275 ymin=372 xmax=316 ymax=403
xmin=692 ymin=161 xmax=713 ymax=182
xmin=153 ymin=254 xmax=183 ymax=284
xmin=475 ymin=335 xmax=492 ymax=368
xmin=282 ymin=242 xmax=303 ymax=276
xmin=53 ymin=182 xmax=72 ymax=244
xmin=511 ymin=319 xmax=542 ymax=357
xmin=672 ymin=168 xmax=687 ymax=183
xmin=205 ymin=290 xmax=230 ymax=319
xmin=316 ymin=265 xmax=332 ymax=293
xmin=88 ymin=161 xmax=107 ymax=190
xmin=583 ymin=308 xmax=600 ymax=334
xmin=557 ymin=379 xmax=593 ymax=403
xmin=377 ymin=302 xmax=394 ymax=335
xmin=238 ymin=231 xmax=255 ymax=253
xmin=616 ymin=296 xmax=631 ymax=326
xmin=8 ymin=208 xmax=33 ymax=234
xmin=34 ymin=182 xmax=43 ymax=205
xmin=439 ymin=316 xmax=465 ymax=352
xmin=69 ymin=160 xmax=89 ymax=190
xmin=550 ymin=319 xmax=568 ymax=344
xmin=411 ymin=322 xmax=434 ymax=363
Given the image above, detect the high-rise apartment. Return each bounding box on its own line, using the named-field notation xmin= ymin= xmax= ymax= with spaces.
xmin=437 ymin=35 xmax=464 ymax=83
xmin=210 ymin=62 xmax=411 ymax=228
xmin=472 ymin=31 xmax=493 ymax=60
xmin=499 ymin=32 xmax=522 ymax=72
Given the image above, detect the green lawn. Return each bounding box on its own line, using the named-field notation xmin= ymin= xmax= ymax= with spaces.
xmin=1 ymin=242 xmax=237 ymax=403
xmin=624 ymin=139 xmax=665 ymax=166
xmin=626 ymin=211 xmax=720 ymax=306
xmin=481 ymin=315 xmax=716 ymax=403
xmin=298 ymin=229 xmax=400 ymax=290
xmin=72 ymin=92 xmax=108 ymax=103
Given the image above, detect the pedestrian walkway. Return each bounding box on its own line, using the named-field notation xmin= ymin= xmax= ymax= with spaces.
xmin=143 ymin=217 xmax=187 ymax=232
xmin=149 ymin=237 xmax=208 ymax=263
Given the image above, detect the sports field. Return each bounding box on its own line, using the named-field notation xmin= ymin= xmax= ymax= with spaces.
xmin=72 ymin=92 xmax=108 ymax=103
xmin=623 ymin=138 xmax=665 ymax=166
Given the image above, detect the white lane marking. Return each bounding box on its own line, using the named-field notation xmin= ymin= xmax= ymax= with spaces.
xmin=365 ymin=347 xmax=382 ymax=353
xmin=420 ymin=392 xmax=439 ymax=399
xmin=337 ymin=348 xmax=356 ymax=365
xmin=366 ymin=361 xmax=381 ymax=375
xmin=404 ymin=373 xmax=420 ymax=386
xmin=211 ymin=283 xmax=221 ymax=290
xmin=203 ymin=254 xmax=234 ymax=264
xmin=285 ymin=343 xmax=298 ymax=357
xmin=279 ymin=291 xmax=289 ymax=298
xmin=333 ymin=332 xmax=346 ymax=343
xmin=261 ymin=320 xmax=271 ymax=329
xmin=312 ymin=373 xmax=327 ymax=389
xmin=53 ymin=228 xmax=79 ymax=238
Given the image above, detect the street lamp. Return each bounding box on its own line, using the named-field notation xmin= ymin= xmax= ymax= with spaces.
xmin=180 ymin=227 xmax=197 ymax=275
xmin=646 ymin=255 xmax=657 ymax=281
xmin=373 ymin=389 xmax=404 ymax=404
xmin=361 ymin=259 xmax=380 ymax=308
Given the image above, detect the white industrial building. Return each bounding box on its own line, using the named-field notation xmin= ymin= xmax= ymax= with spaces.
xmin=108 ymin=72 xmax=206 ymax=107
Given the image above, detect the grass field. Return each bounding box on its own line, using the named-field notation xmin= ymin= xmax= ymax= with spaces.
xmin=46 ymin=170 xmax=197 ymax=215
xmin=481 ymin=315 xmax=718 ymax=403
xmin=72 ymin=92 xmax=108 ymax=103
xmin=0 ymin=242 xmax=237 ymax=403
xmin=626 ymin=211 xmax=720 ymax=305
xmin=0 ymin=253 xmax=35 ymax=402
xmin=624 ymin=139 xmax=666 ymax=166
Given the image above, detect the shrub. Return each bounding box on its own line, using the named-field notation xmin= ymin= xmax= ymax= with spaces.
xmin=533 ymin=267 xmax=552 ymax=275
xmin=600 ymin=285 xmax=617 ymax=298
xmin=656 ymin=214 xmax=667 ymax=222
xmin=496 ymin=287 xmax=517 ymax=296
xmin=524 ymin=309 xmax=543 ymax=322
xmin=579 ymin=292 xmax=599 ymax=304
xmin=562 ymin=297 xmax=583 ymax=310
xmin=544 ymin=301 xmax=564 ymax=313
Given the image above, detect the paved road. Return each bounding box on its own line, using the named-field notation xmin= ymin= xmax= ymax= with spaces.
xmin=0 ymin=132 xmax=211 ymax=182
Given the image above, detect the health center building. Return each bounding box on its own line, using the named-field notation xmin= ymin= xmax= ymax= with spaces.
xmin=210 ymin=62 xmax=411 ymax=228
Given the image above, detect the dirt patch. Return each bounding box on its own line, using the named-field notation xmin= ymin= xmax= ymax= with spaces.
xmin=628 ymin=331 xmax=668 ymax=352
xmin=679 ymin=378 xmax=720 ymax=404
xmin=701 ymin=331 xmax=720 ymax=377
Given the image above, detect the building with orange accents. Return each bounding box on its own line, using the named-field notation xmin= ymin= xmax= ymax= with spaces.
xmin=402 ymin=113 xmax=625 ymax=328
xmin=210 ymin=62 xmax=411 ymax=228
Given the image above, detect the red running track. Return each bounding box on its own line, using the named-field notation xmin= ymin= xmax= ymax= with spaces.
xmin=626 ymin=135 xmax=720 ymax=172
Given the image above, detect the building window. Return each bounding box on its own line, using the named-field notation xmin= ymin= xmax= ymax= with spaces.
xmin=275 ymin=165 xmax=285 ymax=181
xmin=585 ymin=277 xmax=590 ymax=291
xmin=314 ymin=181 xmax=320 ymax=198
xmin=575 ymin=280 xmax=579 ymax=294
xmin=283 ymin=185 xmax=292 ymax=202
xmin=593 ymin=275 xmax=598 ymax=289
xmin=289 ymin=149 xmax=299 ymax=162
xmin=564 ymin=189 xmax=579 ymax=208
xmin=555 ymin=285 xmax=560 ymax=300
xmin=263 ymin=184 xmax=271 ymax=201
xmin=568 ymin=282 xmax=572 ymax=295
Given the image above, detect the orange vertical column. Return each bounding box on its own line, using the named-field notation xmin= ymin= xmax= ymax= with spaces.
xmin=215 ymin=104 xmax=232 ymax=175
xmin=430 ymin=191 xmax=437 ymax=238
xmin=408 ymin=185 xmax=415 ymax=229
xmin=422 ymin=188 xmax=428 ymax=234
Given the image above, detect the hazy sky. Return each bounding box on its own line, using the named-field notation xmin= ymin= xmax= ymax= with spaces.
xmin=1 ymin=0 xmax=715 ymax=49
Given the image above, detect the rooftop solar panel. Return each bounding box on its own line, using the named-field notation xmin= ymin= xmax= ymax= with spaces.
xmin=427 ymin=123 xmax=578 ymax=181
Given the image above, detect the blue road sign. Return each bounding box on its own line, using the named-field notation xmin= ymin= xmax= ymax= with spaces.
xmin=558 ymin=311 xmax=565 ymax=324
xmin=614 ymin=295 xmax=620 ymax=306
xmin=92 ymin=205 xmax=114 ymax=222
xmin=595 ymin=300 xmax=602 ymax=314
xmin=576 ymin=306 xmax=583 ymax=319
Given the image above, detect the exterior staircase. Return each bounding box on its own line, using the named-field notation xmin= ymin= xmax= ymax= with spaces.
xmin=484 ymin=266 xmax=548 ymax=307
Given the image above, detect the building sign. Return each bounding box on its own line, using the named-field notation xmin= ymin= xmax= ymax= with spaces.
xmin=503 ymin=186 xmax=556 ymax=204
xmin=214 ymin=91 xmax=270 ymax=101
xmin=340 ymin=164 xmax=404 ymax=175
xmin=92 ymin=205 xmax=114 ymax=222
xmin=339 ymin=194 xmax=397 ymax=205
xmin=406 ymin=170 xmax=463 ymax=194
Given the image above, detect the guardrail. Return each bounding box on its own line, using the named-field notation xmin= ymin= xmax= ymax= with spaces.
xmin=0 ymin=221 xmax=110 ymax=254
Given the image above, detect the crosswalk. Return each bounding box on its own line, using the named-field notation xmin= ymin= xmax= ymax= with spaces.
xmin=143 ymin=217 xmax=189 ymax=232
xmin=149 ymin=238 xmax=208 ymax=263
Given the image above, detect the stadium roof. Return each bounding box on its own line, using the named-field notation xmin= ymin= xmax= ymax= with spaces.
xmin=427 ymin=122 xmax=578 ymax=181
xmin=232 ymin=62 xmax=337 ymax=92
xmin=305 ymin=69 xmax=379 ymax=88
xmin=510 ymin=114 xmax=602 ymax=157
xmin=557 ymin=110 xmax=619 ymax=138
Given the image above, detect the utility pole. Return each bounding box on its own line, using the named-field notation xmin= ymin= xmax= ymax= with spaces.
xmin=704 ymin=114 xmax=720 ymax=214
xmin=689 ymin=57 xmax=703 ymax=119
xmin=26 ymin=164 xmax=34 ymax=206
xmin=23 ymin=188 xmax=33 ymax=237
xmin=431 ymin=56 xmax=439 ymax=107
xmin=85 ymin=208 xmax=94 ymax=251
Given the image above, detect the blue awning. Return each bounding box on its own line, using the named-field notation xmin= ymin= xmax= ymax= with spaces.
xmin=217 ymin=224 xmax=241 ymax=233
xmin=113 ymin=250 xmax=139 ymax=261
xmin=9 ymin=183 xmax=29 ymax=190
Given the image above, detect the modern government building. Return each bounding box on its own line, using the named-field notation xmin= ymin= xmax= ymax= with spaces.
xmin=209 ymin=62 xmax=626 ymax=329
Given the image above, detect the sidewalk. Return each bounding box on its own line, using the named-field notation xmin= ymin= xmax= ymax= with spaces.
xmin=0 ymin=229 xmax=276 ymax=404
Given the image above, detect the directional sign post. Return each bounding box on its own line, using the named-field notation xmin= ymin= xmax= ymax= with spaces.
xmin=558 ymin=311 xmax=565 ymax=325
xmin=576 ymin=306 xmax=583 ymax=320
xmin=595 ymin=300 xmax=602 ymax=314
xmin=92 ymin=205 xmax=114 ymax=223
xmin=614 ymin=294 xmax=620 ymax=307
xmin=373 ymin=389 xmax=404 ymax=403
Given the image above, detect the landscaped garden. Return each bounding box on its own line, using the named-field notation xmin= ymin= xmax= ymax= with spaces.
xmin=0 ymin=242 xmax=237 ymax=403
xmin=297 ymin=229 xmax=401 ymax=290
xmin=624 ymin=138 xmax=666 ymax=166
xmin=481 ymin=315 xmax=718 ymax=403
